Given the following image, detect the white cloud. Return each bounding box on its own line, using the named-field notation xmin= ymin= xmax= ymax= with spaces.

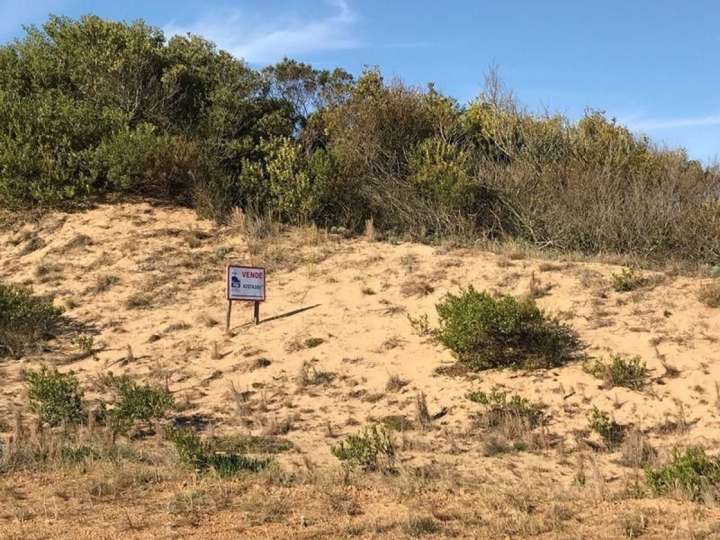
xmin=626 ymin=114 xmax=720 ymax=131
xmin=163 ymin=0 xmax=358 ymax=64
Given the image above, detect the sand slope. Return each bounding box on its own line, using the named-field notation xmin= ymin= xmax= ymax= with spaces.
xmin=2 ymin=201 xmax=720 ymax=538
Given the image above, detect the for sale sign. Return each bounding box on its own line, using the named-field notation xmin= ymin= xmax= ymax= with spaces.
xmin=227 ymin=265 xmax=266 ymax=302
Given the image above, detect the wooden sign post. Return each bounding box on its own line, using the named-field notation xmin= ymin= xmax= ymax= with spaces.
xmin=226 ymin=264 xmax=266 ymax=332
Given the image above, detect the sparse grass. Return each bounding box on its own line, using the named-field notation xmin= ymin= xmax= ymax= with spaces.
xmin=87 ymin=274 xmax=119 ymax=295
xmin=584 ymin=354 xmax=648 ymax=390
xmin=296 ymin=361 xmax=335 ymax=388
xmin=403 ymin=515 xmax=440 ymax=537
xmin=0 ymin=283 xmax=63 ymax=357
xmin=407 ymin=313 xmax=432 ymax=336
xmin=611 ymin=268 xmax=648 ymax=292
xmin=414 ymin=392 xmax=432 ymax=430
xmin=72 ymin=334 xmax=95 ymax=353
xmin=381 ymin=415 xmax=414 ymax=432
xmin=698 ymin=281 xmax=720 ymax=308
xmin=210 ymin=434 xmax=293 ymax=455
xmin=26 ymin=367 xmax=85 ymax=426
xmin=645 ymin=447 xmax=720 ymax=501
xmin=331 ymin=424 xmax=395 ymax=471
xmin=385 ymin=374 xmax=409 ymax=392
xmin=401 ymin=279 xmax=434 ymax=297
xmin=304 ymin=337 xmax=325 ymax=348
xmin=468 ymin=390 xmax=545 ymax=449
xmin=587 ymin=406 xmax=625 ymax=448
xmin=170 ymin=429 xmax=270 ymax=476
xmin=467 ymin=390 xmax=546 ymax=429
xmin=435 ymin=287 xmax=579 ymax=370
xmin=124 ymin=292 xmax=153 ymax=310
xmin=620 ymin=428 xmax=657 ymax=467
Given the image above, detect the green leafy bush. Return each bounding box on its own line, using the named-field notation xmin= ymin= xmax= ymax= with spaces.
xmin=584 ymin=354 xmax=648 ymax=390
xmin=2 ymin=15 xmax=720 ymax=264
xmin=645 ymin=447 xmax=720 ymax=501
xmin=100 ymin=373 xmax=174 ymax=433
xmin=435 ymin=287 xmax=578 ymax=370
xmin=0 ymin=283 xmax=63 ymax=357
xmin=170 ymin=429 xmax=269 ymax=476
xmin=331 ymin=425 xmax=396 ymax=471
xmin=26 ymin=367 xmax=84 ymax=426
xmin=587 ymin=407 xmax=625 ymax=447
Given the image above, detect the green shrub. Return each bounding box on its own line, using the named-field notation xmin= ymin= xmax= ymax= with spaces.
xmin=587 ymin=407 xmax=624 ymax=447
xmin=93 ymin=125 xmax=199 ymax=200
xmin=170 ymin=429 xmax=269 ymax=476
xmin=331 ymin=425 xmax=396 ymax=471
xmin=435 ymin=287 xmax=578 ymax=370
xmin=0 ymin=283 xmax=63 ymax=357
xmin=26 ymin=367 xmax=84 ymax=426
xmin=584 ymin=354 xmax=648 ymax=390
xmin=611 ymin=268 xmax=647 ymax=292
xmin=645 ymin=447 xmax=720 ymax=501
xmin=100 ymin=373 xmax=174 ymax=434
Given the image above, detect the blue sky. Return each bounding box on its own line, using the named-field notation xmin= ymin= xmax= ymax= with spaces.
xmin=1 ymin=0 xmax=718 ymax=163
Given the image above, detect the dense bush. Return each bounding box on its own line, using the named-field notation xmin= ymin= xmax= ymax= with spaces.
xmin=0 ymin=283 xmax=63 ymax=357
xmin=26 ymin=367 xmax=84 ymax=426
xmin=99 ymin=373 xmax=174 ymax=434
xmin=435 ymin=287 xmax=578 ymax=370
xmin=2 ymin=15 xmax=720 ymax=262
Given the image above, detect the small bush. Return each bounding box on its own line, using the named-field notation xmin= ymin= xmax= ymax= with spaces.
xmin=645 ymin=447 xmax=720 ymax=501
xmin=100 ymin=373 xmax=174 ymax=434
xmin=26 ymin=367 xmax=84 ymax=426
xmin=331 ymin=425 xmax=395 ymax=471
xmin=435 ymin=287 xmax=578 ymax=370
xmin=610 ymin=268 xmax=647 ymax=292
xmin=584 ymin=354 xmax=648 ymax=390
xmin=0 ymin=283 xmax=63 ymax=357
xmin=587 ymin=407 xmax=624 ymax=448
xmin=698 ymin=281 xmax=720 ymax=308
xmin=170 ymin=429 xmax=269 ymax=476
xmin=468 ymin=389 xmax=545 ymax=429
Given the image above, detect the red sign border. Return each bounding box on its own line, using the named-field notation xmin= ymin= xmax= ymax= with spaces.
xmin=226 ymin=264 xmax=266 ymax=302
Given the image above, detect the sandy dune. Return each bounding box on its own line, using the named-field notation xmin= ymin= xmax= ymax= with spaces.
xmin=2 ymin=201 xmax=720 ymax=538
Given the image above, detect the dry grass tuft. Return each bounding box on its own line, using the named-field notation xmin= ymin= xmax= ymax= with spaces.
xmin=699 ymin=281 xmax=720 ymax=308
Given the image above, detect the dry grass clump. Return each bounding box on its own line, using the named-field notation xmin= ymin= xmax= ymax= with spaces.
xmin=698 ymin=281 xmax=720 ymax=308
xmin=385 ymin=374 xmax=409 ymax=392
xmin=468 ymin=389 xmax=546 ymax=453
xmin=401 ymin=279 xmax=435 ymax=298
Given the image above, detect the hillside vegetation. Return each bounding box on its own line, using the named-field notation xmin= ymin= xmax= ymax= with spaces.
xmin=1 ymin=15 xmax=719 ymax=263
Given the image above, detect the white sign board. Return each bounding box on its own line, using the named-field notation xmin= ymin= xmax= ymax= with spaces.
xmin=227 ymin=265 xmax=266 ymax=302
